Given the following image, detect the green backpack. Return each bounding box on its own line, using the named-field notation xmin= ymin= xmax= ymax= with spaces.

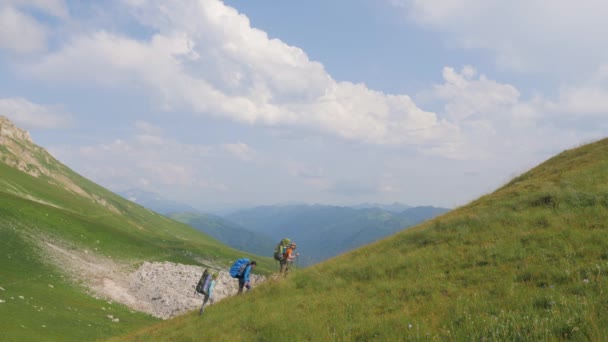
xmin=273 ymin=238 xmax=291 ymax=261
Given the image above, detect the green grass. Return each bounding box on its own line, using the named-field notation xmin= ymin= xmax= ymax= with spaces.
xmin=115 ymin=139 xmax=608 ymax=341
xmin=0 ymin=146 xmax=275 ymax=341
xmin=0 ymin=162 xmax=275 ymax=269
xmin=0 ymin=222 xmax=157 ymax=342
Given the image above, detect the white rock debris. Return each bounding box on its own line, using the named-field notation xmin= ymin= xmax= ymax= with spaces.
xmin=39 ymin=240 xmax=265 ymax=320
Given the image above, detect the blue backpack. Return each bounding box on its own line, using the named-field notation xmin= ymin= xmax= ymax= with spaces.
xmin=229 ymin=258 xmax=250 ymax=278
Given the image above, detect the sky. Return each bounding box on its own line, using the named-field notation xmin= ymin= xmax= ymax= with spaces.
xmin=1 ymin=0 xmax=608 ymax=211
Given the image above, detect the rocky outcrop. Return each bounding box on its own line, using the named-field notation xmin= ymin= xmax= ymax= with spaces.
xmin=0 ymin=115 xmax=33 ymax=143
xmin=0 ymin=115 xmax=119 ymax=213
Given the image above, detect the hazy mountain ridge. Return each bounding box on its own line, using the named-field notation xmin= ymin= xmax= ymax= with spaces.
xmin=117 ymin=187 xmax=446 ymax=262
xmin=225 ymin=204 xmax=450 ymax=265
xmin=169 ymin=212 xmax=275 ymax=257
xmin=117 ymin=188 xmax=202 ymax=215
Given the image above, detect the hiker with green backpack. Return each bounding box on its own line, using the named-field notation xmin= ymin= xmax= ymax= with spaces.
xmin=282 ymin=242 xmax=299 ymax=274
xmin=274 ymin=238 xmax=299 ymax=274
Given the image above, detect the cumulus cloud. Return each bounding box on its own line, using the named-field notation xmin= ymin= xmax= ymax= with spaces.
xmin=434 ymin=66 xmax=520 ymax=121
xmin=0 ymin=5 xmax=47 ymax=53
xmin=0 ymin=97 xmax=72 ymax=129
xmin=0 ymin=1 xmax=69 ymax=53
xmin=428 ymin=65 xmax=608 ymax=161
xmin=390 ymin=0 xmax=608 ymax=73
xmin=25 ymin=0 xmax=461 ymax=156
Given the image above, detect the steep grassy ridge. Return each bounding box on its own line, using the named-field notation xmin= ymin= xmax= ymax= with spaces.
xmin=0 ymin=162 xmax=272 ymax=266
xmin=117 ymin=139 xmax=608 ymax=341
xmin=0 ymin=213 xmax=157 ymax=341
xmin=0 ymin=121 xmax=274 ymax=341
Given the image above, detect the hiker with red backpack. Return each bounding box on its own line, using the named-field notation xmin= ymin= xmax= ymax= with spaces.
xmin=280 ymin=242 xmax=299 ymax=274
xmin=274 ymin=238 xmax=298 ymax=274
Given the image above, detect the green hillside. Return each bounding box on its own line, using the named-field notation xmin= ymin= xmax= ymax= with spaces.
xmin=116 ymin=138 xmax=608 ymax=341
xmin=0 ymin=118 xmax=274 ymax=341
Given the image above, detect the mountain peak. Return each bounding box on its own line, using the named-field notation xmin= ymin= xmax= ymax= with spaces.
xmin=0 ymin=115 xmax=33 ymax=144
xmin=0 ymin=115 xmax=49 ymax=178
xmin=0 ymin=116 xmax=120 ymax=213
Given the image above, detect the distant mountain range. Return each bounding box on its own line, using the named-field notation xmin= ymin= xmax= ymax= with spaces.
xmin=168 ymin=212 xmax=274 ymax=257
xmin=224 ymin=204 xmax=450 ymax=265
xmin=117 ymin=188 xmax=202 ymax=215
xmin=119 ymin=188 xmax=450 ymax=265
xmin=350 ymin=202 xmax=412 ymax=212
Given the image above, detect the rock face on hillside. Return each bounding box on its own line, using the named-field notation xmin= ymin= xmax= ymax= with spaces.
xmin=0 ymin=115 xmax=47 ymax=177
xmin=0 ymin=115 xmax=33 ymax=143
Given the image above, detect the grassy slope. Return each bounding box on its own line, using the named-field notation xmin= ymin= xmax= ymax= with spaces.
xmin=116 ymin=139 xmax=608 ymax=341
xmin=0 ymin=214 xmax=156 ymax=342
xmin=0 ymin=160 xmax=274 ymax=341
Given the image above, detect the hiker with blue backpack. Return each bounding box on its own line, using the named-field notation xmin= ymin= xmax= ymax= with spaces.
xmin=229 ymin=258 xmax=257 ymax=294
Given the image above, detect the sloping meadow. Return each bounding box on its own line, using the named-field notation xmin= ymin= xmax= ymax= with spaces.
xmin=0 ymin=141 xmax=274 ymax=340
xmin=116 ymin=138 xmax=608 ymax=341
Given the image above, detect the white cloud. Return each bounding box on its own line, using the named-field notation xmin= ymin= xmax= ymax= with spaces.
xmin=0 ymin=97 xmax=72 ymax=129
xmin=428 ymin=65 xmax=608 ymax=161
xmin=434 ymin=66 xmax=520 ymax=121
xmin=542 ymin=65 xmax=608 ymax=115
xmin=549 ymin=86 xmax=608 ymax=115
xmin=390 ymin=0 xmax=608 ymax=73
xmin=222 ymin=142 xmax=255 ymax=161
xmin=0 ymin=5 xmax=47 ymax=53
xmin=25 ymin=0 xmax=461 ymax=157
xmin=6 ymin=0 xmax=69 ymax=18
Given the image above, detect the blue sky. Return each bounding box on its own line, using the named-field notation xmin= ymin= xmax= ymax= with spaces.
xmin=2 ymin=0 xmax=608 ymax=211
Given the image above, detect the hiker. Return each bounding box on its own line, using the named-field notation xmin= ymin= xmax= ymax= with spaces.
xmin=237 ymin=260 xmax=257 ymax=294
xmin=280 ymin=242 xmax=299 ymax=274
xmin=199 ymin=273 xmax=217 ymax=316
